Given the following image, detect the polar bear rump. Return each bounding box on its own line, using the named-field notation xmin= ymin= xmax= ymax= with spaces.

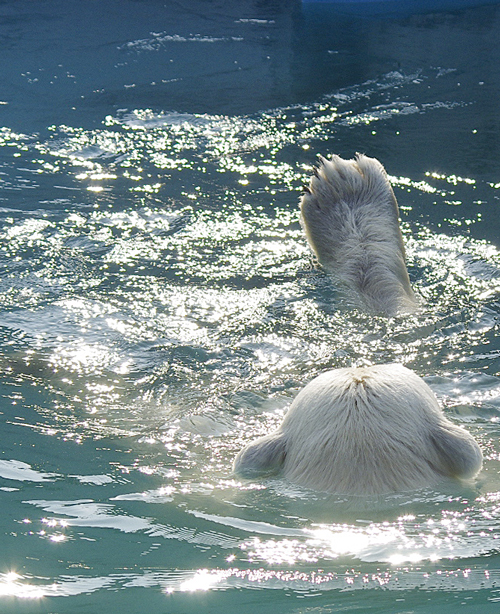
xmin=233 ymin=364 xmax=482 ymax=495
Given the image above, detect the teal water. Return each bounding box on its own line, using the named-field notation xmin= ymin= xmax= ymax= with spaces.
xmin=2 ymin=1 xmax=500 ymax=612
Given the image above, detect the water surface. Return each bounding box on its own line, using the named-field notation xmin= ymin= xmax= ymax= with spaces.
xmin=2 ymin=1 xmax=500 ymax=612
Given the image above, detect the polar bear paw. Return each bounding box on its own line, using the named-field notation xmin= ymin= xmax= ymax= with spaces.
xmin=300 ymin=153 xmax=416 ymax=315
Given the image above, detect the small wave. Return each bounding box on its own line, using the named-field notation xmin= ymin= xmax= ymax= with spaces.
xmin=120 ymin=32 xmax=244 ymax=53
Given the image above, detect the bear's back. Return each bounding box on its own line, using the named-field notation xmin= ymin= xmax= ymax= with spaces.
xmin=280 ymin=365 xmax=480 ymax=495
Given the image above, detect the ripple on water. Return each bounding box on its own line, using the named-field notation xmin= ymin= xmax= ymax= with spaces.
xmin=1 ymin=68 xmax=500 ymax=600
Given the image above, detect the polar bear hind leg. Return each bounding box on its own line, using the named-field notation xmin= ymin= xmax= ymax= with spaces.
xmin=300 ymin=154 xmax=417 ymax=315
xmin=233 ymin=432 xmax=286 ymax=478
xmin=430 ymin=423 xmax=483 ymax=480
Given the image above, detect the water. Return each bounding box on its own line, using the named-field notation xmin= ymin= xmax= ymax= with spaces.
xmin=2 ymin=0 xmax=500 ymax=612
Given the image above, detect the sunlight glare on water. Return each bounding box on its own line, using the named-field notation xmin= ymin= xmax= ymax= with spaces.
xmin=3 ymin=1 xmax=500 ymax=612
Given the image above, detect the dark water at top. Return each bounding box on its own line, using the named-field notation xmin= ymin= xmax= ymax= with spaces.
xmin=2 ymin=1 xmax=500 ymax=612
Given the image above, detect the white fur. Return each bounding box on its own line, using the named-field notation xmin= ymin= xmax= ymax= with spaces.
xmin=300 ymin=154 xmax=417 ymax=315
xmin=233 ymin=364 xmax=482 ymax=495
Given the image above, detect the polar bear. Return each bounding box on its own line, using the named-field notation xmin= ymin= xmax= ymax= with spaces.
xmin=300 ymin=153 xmax=417 ymax=315
xmin=233 ymin=364 xmax=482 ymax=495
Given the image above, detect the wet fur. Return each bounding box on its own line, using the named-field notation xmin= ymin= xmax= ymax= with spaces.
xmin=300 ymin=154 xmax=417 ymax=315
xmin=233 ymin=364 xmax=482 ymax=496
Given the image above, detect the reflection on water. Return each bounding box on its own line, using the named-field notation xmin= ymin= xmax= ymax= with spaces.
xmin=3 ymin=0 xmax=500 ymax=612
